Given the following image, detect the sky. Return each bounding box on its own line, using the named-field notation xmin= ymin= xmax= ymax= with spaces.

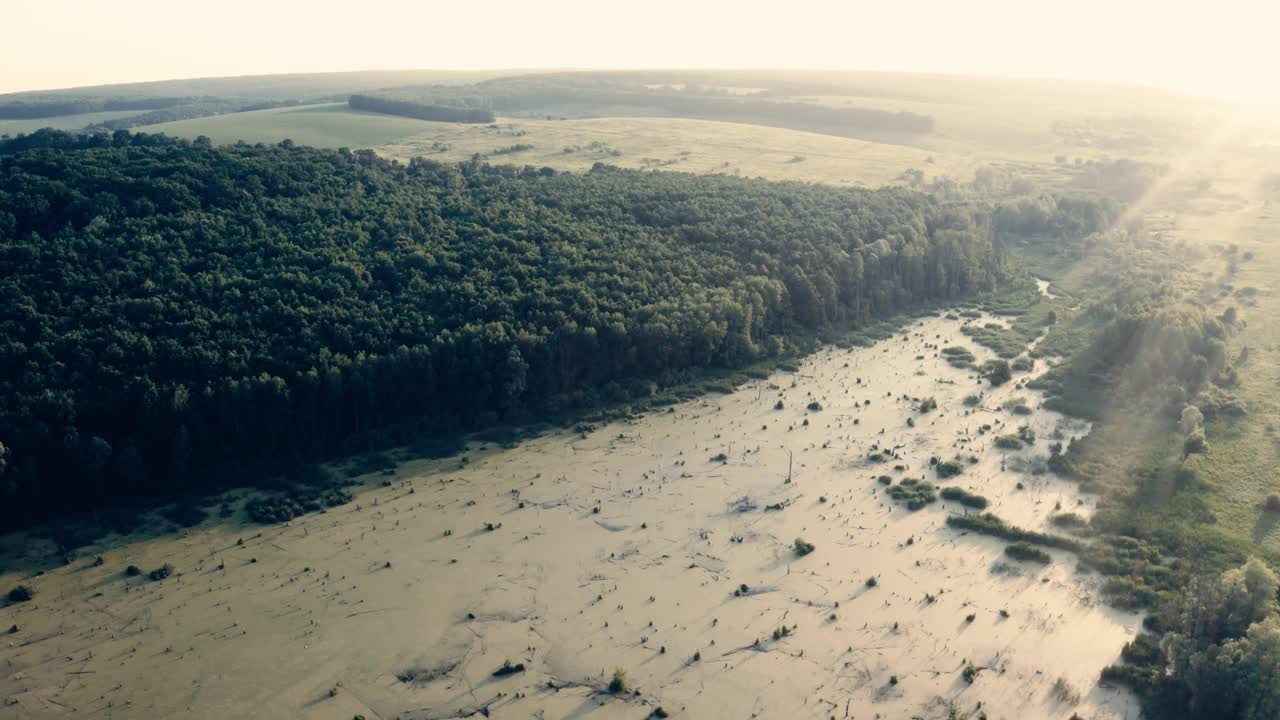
xmin=5 ymin=0 xmax=1278 ymax=105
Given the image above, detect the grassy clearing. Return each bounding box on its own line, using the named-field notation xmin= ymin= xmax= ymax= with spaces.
xmin=380 ymin=115 xmax=975 ymax=188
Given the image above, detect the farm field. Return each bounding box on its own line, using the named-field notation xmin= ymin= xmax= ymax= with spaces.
xmin=145 ymin=103 xmax=443 ymax=149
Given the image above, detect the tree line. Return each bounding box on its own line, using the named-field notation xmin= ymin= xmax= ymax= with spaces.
xmin=0 ymin=130 xmax=1112 ymax=529
xmin=349 ymin=94 xmax=496 ymax=123
xmin=0 ymin=96 xmax=200 ymax=119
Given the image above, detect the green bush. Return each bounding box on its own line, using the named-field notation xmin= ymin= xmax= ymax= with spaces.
xmin=793 ymin=538 xmax=816 ymax=556
xmin=1005 ymin=542 xmax=1052 ymax=563
xmin=887 ymin=478 xmax=937 ymax=510
xmin=994 ymin=434 xmax=1023 ymax=450
xmin=935 ymin=460 xmax=964 ymax=478
xmin=939 ymin=487 xmax=988 ymax=509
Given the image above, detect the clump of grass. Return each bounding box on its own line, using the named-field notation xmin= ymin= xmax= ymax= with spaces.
xmin=7 ymin=586 xmax=33 ymax=603
xmin=962 ymin=663 xmax=981 ymax=683
xmin=918 ymin=397 xmax=938 ymax=413
xmin=793 ymin=538 xmax=816 ymax=556
xmin=1005 ymin=542 xmax=1052 ymax=564
xmin=887 ymin=478 xmax=937 ymax=510
xmin=939 ymin=487 xmax=989 ymax=509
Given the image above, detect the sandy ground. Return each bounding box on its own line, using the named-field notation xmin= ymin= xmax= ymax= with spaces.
xmin=0 ymin=309 xmax=1141 ymax=720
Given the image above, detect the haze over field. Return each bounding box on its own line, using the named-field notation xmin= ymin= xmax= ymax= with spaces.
xmin=5 ymin=0 xmax=1280 ymax=106
xmin=3 ymin=4 xmax=1280 ymax=720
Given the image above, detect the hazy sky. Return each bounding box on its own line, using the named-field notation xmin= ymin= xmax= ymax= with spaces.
xmin=5 ymin=0 xmax=1277 ymax=104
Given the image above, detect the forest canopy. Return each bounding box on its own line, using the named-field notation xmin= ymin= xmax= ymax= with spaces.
xmin=0 ymin=129 xmax=1106 ymax=528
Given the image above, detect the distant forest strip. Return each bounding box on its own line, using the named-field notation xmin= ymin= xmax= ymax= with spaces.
xmin=354 ymin=75 xmax=935 ymax=137
xmin=0 ymin=130 xmax=1108 ymax=529
xmin=349 ymin=94 xmax=495 ymax=123
xmin=0 ymin=96 xmax=204 ymax=119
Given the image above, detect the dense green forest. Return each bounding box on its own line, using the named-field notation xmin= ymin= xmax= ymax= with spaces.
xmin=0 ymin=129 xmax=1107 ymax=529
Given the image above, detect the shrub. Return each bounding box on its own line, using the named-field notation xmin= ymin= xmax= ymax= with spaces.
xmin=981 ymin=359 xmax=1012 ymax=386
xmin=1017 ymin=425 xmax=1037 ymax=445
xmin=807 ymin=401 xmax=823 ymax=411
xmin=608 ymin=667 xmax=629 ymax=693
xmin=962 ymin=663 xmax=980 ymax=683
xmin=125 ymin=565 xmax=142 ymax=577
xmin=994 ymin=434 xmax=1023 ymax=450
xmin=1051 ymin=512 xmax=1089 ymax=529
xmin=887 ymin=478 xmax=937 ymax=510
xmin=1183 ymin=430 xmax=1207 ymax=456
xmin=947 ymin=514 xmax=1083 ymax=552
xmin=149 ymin=563 xmax=175 ymax=581
xmin=939 ymin=487 xmax=988 ymax=509
xmin=651 ymin=708 xmax=669 ymax=719
xmin=793 ymin=538 xmax=815 ymax=556
xmin=942 ymin=346 xmax=976 ymax=368
xmin=711 ymin=452 xmax=728 ymax=463
xmin=493 ymin=660 xmax=526 ymax=677
xmin=866 ymin=576 xmax=878 ymax=588
xmin=1005 ymin=542 xmax=1051 ymax=564
xmin=919 ymin=397 xmax=938 ymax=413
xmin=7 ymin=585 xmax=33 ymax=603
xmin=1265 ymin=495 xmax=1280 ymax=512
xmin=935 ymin=460 xmax=964 ymax=478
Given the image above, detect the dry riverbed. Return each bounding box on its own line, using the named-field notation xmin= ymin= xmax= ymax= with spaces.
xmin=0 ymin=311 xmax=1140 ymax=720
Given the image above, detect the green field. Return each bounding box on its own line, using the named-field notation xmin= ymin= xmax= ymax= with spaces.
xmin=145 ymin=103 xmax=442 ymax=148
xmin=381 ymin=115 xmax=975 ymax=188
